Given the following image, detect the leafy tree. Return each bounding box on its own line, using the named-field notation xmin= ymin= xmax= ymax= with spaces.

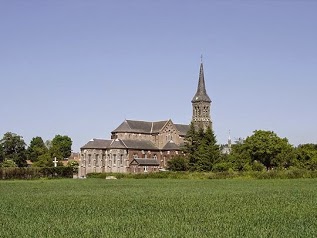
xmin=228 ymin=143 xmax=252 ymax=171
xmin=32 ymin=153 xmax=54 ymax=167
xmin=167 ymin=155 xmax=189 ymax=171
xmin=67 ymin=160 xmax=79 ymax=173
xmin=0 ymin=143 xmax=4 ymax=163
xmin=295 ymin=144 xmax=317 ymax=169
xmin=27 ymin=137 xmax=48 ymax=162
xmin=0 ymin=132 xmax=27 ymax=167
xmin=242 ymin=130 xmax=294 ymax=170
xmin=49 ymin=135 xmax=72 ymax=160
xmin=1 ymin=159 xmax=17 ymax=167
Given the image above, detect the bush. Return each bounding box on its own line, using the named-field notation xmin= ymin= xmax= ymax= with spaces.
xmin=251 ymin=161 xmax=266 ymax=171
xmin=212 ymin=162 xmax=231 ymax=172
xmin=167 ymin=156 xmax=189 ymax=171
xmin=0 ymin=167 xmax=74 ymax=180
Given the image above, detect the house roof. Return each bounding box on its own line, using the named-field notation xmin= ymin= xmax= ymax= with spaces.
xmin=162 ymin=140 xmax=180 ymax=151
xmin=112 ymin=120 xmax=154 ymax=134
xmin=174 ymin=124 xmax=190 ymax=136
xmin=81 ymin=139 xmax=112 ymax=149
xmin=109 ymin=139 xmax=127 ymax=149
xmin=130 ymin=158 xmax=160 ymax=166
xmin=122 ymin=140 xmax=158 ymax=150
xmin=112 ymin=119 xmax=188 ymax=135
xmin=81 ymin=138 xmax=159 ymax=151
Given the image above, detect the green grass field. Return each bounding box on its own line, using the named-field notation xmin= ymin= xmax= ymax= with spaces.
xmin=1 ymin=178 xmax=317 ymax=238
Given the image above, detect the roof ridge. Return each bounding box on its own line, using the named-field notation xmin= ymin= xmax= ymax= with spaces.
xmin=120 ymin=139 xmax=128 ymax=148
xmin=125 ymin=120 xmax=132 ymax=130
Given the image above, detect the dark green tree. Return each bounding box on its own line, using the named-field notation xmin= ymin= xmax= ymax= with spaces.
xmin=49 ymin=135 xmax=72 ymax=160
xmin=0 ymin=132 xmax=27 ymax=167
xmin=167 ymin=155 xmax=189 ymax=171
xmin=194 ymin=127 xmax=220 ymax=171
xmin=27 ymin=136 xmax=48 ymax=162
xmin=183 ymin=123 xmax=199 ymax=168
xmin=183 ymin=124 xmax=220 ymax=171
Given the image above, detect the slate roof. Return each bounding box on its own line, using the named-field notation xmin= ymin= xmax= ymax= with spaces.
xmin=81 ymin=139 xmax=112 ymax=149
xmin=151 ymin=121 xmax=168 ymax=133
xmin=174 ymin=124 xmax=190 ymax=136
xmin=162 ymin=140 xmax=180 ymax=151
xmin=130 ymin=158 xmax=160 ymax=166
xmin=81 ymin=139 xmax=159 ymax=151
xmin=192 ymin=62 xmax=211 ymax=103
xmin=109 ymin=139 xmax=126 ymax=149
xmin=122 ymin=140 xmax=158 ymax=150
xmin=112 ymin=120 xmax=153 ymax=134
xmin=112 ymin=119 xmax=189 ymax=136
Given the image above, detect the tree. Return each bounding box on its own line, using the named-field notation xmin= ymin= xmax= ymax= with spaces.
xmin=67 ymin=160 xmax=79 ymax=173
xmin=242 ymin=130 xmax=294 ymax=170
xmin=0 ymin=143 xmax=4 ymax=163
xmin=182 ymin=122 xmax=199 ymax=168
xmin=182 ymin=124 xmax=220 ymax=171
xmin=167 ymin=155 xmax=189 ymax=171
xmin=32 ymin=152 xmax=54 ymax=167
xmin=27 ymin=137 xmax=48 ymax=162
xmin=228 ymin=143 xmax=252 ymax=171
xmin=1 ymin=159 xmax=17 ymax=167
xmin=0 ymin=132 xmax=27 ymax=167
xmin=49 ymin=135 xmax=72 ymax=160
xmin=295 ymin=144 xmax=317 ymax=169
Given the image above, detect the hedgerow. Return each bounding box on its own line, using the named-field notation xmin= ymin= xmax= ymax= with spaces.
xmin=0 ymin=167 xmax=74 ymax=180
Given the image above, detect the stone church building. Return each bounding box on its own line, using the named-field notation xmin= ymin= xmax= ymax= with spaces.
xmin=79 ymin=62 xmax=212 ymax=176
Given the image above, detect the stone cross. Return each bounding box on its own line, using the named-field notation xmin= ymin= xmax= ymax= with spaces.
xmin=53 ymin=157 xmax=58 ymax=167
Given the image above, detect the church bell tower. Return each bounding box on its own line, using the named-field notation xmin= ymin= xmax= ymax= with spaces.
xmin=191 ymin=60 xmax=212 ymax=131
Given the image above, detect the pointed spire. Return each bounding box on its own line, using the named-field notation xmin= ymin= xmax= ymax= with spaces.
xmin=191 ymin=60 xmax=211 ymax=103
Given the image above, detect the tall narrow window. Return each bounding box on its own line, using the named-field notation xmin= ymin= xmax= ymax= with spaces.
xmin=113 ymin=154 xmax=116 ymax=166
xmin=109 ymin=155 xmax=112 ymax=166
xmin=120 ymin=154 xmax=123 ymax=166
xmin=102 ymin=154 xmax=105 ymax=167
xmin=81 ymin=154 xmax=85 ymax=166
xmin=95 ymin=154 xmax=99 ymax=167
xmin=88 ymin=154 xmax=91 ymax=165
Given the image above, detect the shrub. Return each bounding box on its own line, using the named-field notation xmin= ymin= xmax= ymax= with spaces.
xmin=0 ymin=167 xmax=74 ymax=180
xmin=212 ymin=162 xmax=231 ymax=172
xmin=167 ymin=156 xmax=189 ymax=171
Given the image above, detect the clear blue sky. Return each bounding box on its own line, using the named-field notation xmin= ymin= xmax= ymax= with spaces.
xmin=1 ymin=0 xmax=316 ymax=152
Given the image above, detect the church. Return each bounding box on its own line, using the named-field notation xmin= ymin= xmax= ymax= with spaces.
xmin=79 ymin=61 xmax=212 ymax=176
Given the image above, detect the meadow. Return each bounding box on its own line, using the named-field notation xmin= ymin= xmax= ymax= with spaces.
xmin=0 ymin=178 xmax=316 ymax=238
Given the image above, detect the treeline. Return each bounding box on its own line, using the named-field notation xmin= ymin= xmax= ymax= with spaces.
xmin=0 ymin=132 xmax=74 ymax=168
xmin=168 ymin=124 xmax=317 ymax=172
